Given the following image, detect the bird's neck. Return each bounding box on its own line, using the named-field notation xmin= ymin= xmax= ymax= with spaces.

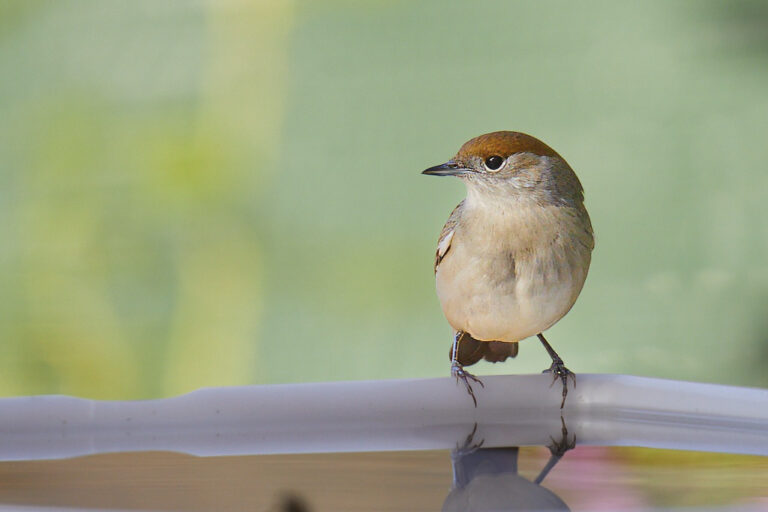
xmin=464 ymin=181 xmax=533 ymax=212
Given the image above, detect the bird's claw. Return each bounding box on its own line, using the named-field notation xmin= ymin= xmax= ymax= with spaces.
xmin=542 ymin=358 xmax=575 ymax=409
xmin=547 ymin=416 xmax=576 ymax=457
xmin=453 ymin=422 xmax=484 ymax=457
xmin=451 ymin=362 xmax=484 ymax=407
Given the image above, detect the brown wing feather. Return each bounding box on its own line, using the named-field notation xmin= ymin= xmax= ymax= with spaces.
xmin=434 ymin=200 xmax=464 ymax=273
xmin=449 ymin=332 xmax=519 ymax=367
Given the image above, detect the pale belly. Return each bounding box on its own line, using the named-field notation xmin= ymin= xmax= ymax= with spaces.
xmin=435 ymin=239 xmax=589 ymax=342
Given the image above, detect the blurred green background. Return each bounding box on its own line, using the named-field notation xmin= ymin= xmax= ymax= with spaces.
xmin=1 ymin=0 xmax=767 ymax=400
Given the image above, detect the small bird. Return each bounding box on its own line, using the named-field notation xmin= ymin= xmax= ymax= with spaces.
xmin=423 ymin=131 xmax=594 ymax=408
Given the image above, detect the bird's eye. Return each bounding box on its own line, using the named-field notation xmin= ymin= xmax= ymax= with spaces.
xmin=484 ymin=155 xmax=504 ymax=171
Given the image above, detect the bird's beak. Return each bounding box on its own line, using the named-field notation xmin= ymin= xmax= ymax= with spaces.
xmin=421 ymin=161 xmax=471 ymax=177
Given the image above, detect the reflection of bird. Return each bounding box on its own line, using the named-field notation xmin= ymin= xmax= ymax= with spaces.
xmin=442 ymin=424 xmax=571 ymax=512
xmin=423 ymin=132 xmax=594 ymax=407
xmin=269 ymin=492 xmax=312 ymax=512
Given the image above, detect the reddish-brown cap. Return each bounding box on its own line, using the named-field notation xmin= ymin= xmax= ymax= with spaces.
xmin=455 ymin=131 xmax=562 ymax=161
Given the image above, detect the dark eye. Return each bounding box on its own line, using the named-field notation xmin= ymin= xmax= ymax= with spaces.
xmin=485 ymin=155 xmax=504 ymax=171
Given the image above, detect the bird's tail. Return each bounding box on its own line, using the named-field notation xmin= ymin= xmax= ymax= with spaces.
xmin=450 ymin=332 xmax=519 ymax=367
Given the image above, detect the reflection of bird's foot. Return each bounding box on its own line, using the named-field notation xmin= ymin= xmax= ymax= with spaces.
xmin=453 ymin=422 xmax=484 ymax=458
xmin=451 ymin=362 xmax=484 ymax=407
xmin=542 ymin=358 xmax=575 ymax=409
xmin=534 ymin=416 xmax=575 ymax=484
xmin=548 ymin=416 xmax=576 ymax=458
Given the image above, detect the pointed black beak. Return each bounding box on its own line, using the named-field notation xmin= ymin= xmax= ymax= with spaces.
xmin=422 ymin=161 xmax=471 ymax=176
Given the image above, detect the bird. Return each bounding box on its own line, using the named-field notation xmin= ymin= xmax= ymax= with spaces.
xmin=423 ymin=131 xmax=594 ymax=408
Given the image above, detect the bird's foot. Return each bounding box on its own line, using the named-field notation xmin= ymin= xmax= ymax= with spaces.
xmin=453 ymin=423 xmax=484 ymax=458
xmin=542 ymin=358 xmax=575 ymax=409
xmin=547 ymin=416 xmax=576 ymax=458
xmin=451 ymin=362 xmax=484 ymax=407
xmin=534 ymin=416 xmax=575 ymax=484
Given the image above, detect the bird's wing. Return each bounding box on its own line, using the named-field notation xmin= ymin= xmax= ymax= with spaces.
xmin=434 ymin=200 xmax=464 ymax=274
xmin=449 ymin=332 xmax=519 ymax=366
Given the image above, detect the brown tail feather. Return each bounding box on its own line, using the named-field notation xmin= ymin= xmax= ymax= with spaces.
xmin=449 ymin=331 xmax=519 ymax=367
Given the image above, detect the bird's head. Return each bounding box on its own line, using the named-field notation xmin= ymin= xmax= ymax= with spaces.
xmin=422 ymin=131 xmax=584 ymax=206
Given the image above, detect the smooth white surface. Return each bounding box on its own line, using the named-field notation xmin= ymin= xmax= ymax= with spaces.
xmin=0 ymin=374 xmax=766 ymax=461
xmin=0 ymin=507 xmax=161 ymax=512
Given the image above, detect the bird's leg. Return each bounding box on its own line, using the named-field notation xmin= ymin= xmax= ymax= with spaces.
xmin=450 ymin=423 xmax=486 ymax=489
xmin=534 ymin=416 xmax=575 ymax=484
xmin=451 ymin=331 xmax=484 ymax=407
xmin=454 ymin=422 xmax=484 ymax=457
xmin=537 ymin=333 xmax=575 ymax=409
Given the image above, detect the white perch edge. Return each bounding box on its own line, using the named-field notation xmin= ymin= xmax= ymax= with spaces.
xmin=0 ymin=374 xmax=766 ymax=461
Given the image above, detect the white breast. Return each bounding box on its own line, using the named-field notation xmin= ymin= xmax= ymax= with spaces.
xmin=435 ymin=198 xmax=591 ymax=343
